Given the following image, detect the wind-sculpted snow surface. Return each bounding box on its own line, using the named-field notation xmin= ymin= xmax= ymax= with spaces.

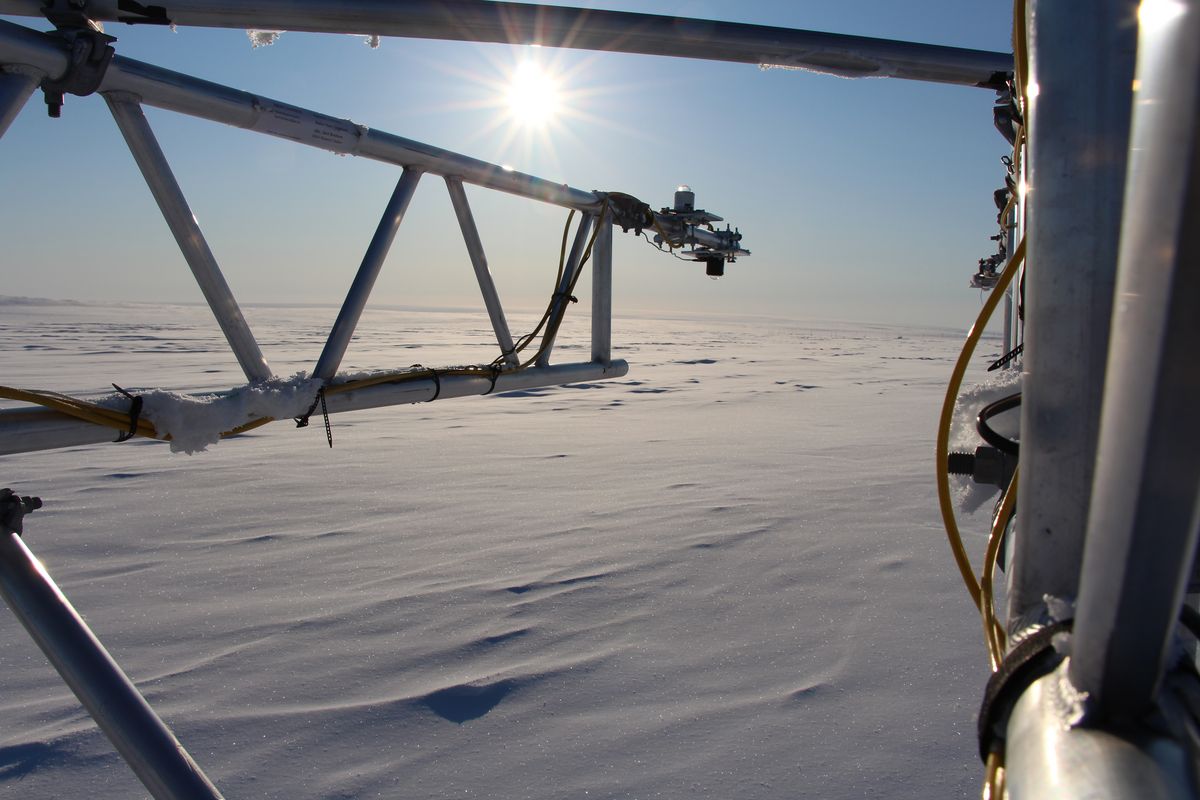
xmin=0 ymin=303 xmax=1005 ymax=799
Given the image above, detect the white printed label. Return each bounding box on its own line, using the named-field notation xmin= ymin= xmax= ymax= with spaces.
xmin=251 ymin=101 xmax=360 ymax=154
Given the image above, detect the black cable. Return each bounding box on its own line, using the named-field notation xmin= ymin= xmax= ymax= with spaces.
xmin=977 ymin=392 xmax=1021 ymax=456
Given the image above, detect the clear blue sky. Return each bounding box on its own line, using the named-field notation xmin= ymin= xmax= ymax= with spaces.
xmin=0 ymin=2 xmax=1013 ymax=328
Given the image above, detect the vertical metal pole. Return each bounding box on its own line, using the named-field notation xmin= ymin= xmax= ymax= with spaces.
xmin=591 ymin=217 xmax=612 ymax=365
xmin=312 ymin=168 xmax=422 ymax=380
xmin=1069 ymin=0 xmax=1200 ymax=718
xmin=0 ymin=64 xmax=41 ymax=139
xmin=537 ymin=213 xmax=593 ymax=368
xmin=0 ymin=530 xmax=224 ymax=800
xmin=1005 ymin=0 xmax=1137 ymax=630
xmin=444 ymin=176 xmax=518 ymax=369
xmin=105 ymin=92 xmax=272 ymax=383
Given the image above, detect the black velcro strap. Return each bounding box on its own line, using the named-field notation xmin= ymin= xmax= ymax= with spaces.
xmin=977 ymin=620 xmax=1072 ymax=762
xmin=483 ymin=366 xmax=501 ymax=396
xmin=410 ymin=364 xmax=441 ymax=402
xmin=111 ymin=383 xmax=143 ymax=442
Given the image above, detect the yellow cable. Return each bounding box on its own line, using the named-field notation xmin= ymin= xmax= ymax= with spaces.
xmin=935 ymin=237 xmax=1025 ymax=619
xmin=0 ymin=385 xmax=159 ymax=439
xmin=982 ymin=467 xmax=1018 ymax=671
xmin=982 ymin=751 xmax=1005 ymax=800
xmin=1013 ymin=0 xmax=1030 ymax=116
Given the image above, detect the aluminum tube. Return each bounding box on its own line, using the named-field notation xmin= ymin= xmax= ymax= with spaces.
xmin=0 ymin=531 xmax=224 ymax=800
xmin=313 ymin=168 xmax=422 ymax=381
xmin=325 ymin=358 xmax=629 ymax=412
xmin=1068 ymin=0 xmax=1200 ymax=718
xmin=0 ymin=408 xmax=116 ymax=454
xmin=0 ymin=0 xmax=1012 ymax=88
xmin=0 ymin=360 xmax=629 ymax=454
xmin=355 ymin=128 xmax=598 ymax=211
xmin=657 ymin=218 xmax=748 ymax=256
xmin=537 ymin=213 xmax=594 ymax=368
xmin=445 ymin=177 xmax=519 ymax=368
xmin=1006 ymin=0 xmax=1136 ymax=630
xmin=0 ymin=64 xmax=40 ymax=139
xmin=0 ymin=21 xmax=601 ymax=212
xmin=105 ymin=94 xmax=273 ymax=383
xmin=591 ymin=218 xmax=613 ymax=365
xmin=1006 ymin=665 xmax=1199 ymax=799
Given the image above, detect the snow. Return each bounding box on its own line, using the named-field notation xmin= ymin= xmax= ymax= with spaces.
xmin=0 ymin=302 xmax=1008 ymax=799
xmin=120 ymin=375 xmax=323 ymax=455
xmin=247 ymin=30 xmax=284 ymax=48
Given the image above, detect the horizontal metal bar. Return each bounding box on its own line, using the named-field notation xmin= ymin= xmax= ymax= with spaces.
xmin=0 ymin=360 xmax=629 ymax=455
xmin=0 ymin=0 xmax=1012 ymax=87
xmin=0 ymin=529 xmax=224 ymax=799
xmin=1006 ymin=663 xmax=1199 ymax=799
xmin=656 ymin=219 xmax=746 ymax=255
xmin=0 ymin=20 xmax=601 ymax=212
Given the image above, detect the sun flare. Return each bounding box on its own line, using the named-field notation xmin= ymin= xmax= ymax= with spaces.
xmin=505 ymin=60 xmax=561 ymax=126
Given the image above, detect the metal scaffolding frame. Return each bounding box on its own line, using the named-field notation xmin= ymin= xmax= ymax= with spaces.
xmin=0 ymin=19 xmax=666 ymax=455
xmin=3 ymin=1 xmax=1200 ymax=798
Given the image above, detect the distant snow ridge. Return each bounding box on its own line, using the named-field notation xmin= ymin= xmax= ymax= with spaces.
xmin=0 ymin=294 xmax=85 ymax=306
xmin=109 ymin=374 xmax=322 ymax=454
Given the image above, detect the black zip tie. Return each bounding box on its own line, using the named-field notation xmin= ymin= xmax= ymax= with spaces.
xmin=410 ymin=364 xmax=441 ymax=402
xmin=552 ymin=291 xmax=578 ymax=304
xmin=988 ymin=342 xmax=1024 ymax=371
xmin=319 ymin=388 xmax=333 ymax=448
xmin=483 ymin=365 xmax=502 ymax=396
xmin=111 ymin=383 xmax=143 ymax=442
xmin=295 ymin=388 xmax=322 ymax=428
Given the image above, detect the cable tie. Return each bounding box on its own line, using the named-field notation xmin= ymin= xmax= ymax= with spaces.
xmin=483 ymin=366 xmax=501 ymax=396
xmin=988 ymin=343 xmax=1024 ymax=371
xmin=552 ymin=291 xmax=578 ymax=304
xmin=110 ymin=383 xmax=143 ymax=443
xmin=319 ymin=388 xmax=332 ymax=448
xmin=295 ymin=386 xmax=323 ymax=428
xmin=410 ymin=364 xmax=441 ymax=402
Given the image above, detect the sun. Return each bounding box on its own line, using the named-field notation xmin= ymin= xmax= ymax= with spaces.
xmin=505 ymin=60 xmax=561 ymax=127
